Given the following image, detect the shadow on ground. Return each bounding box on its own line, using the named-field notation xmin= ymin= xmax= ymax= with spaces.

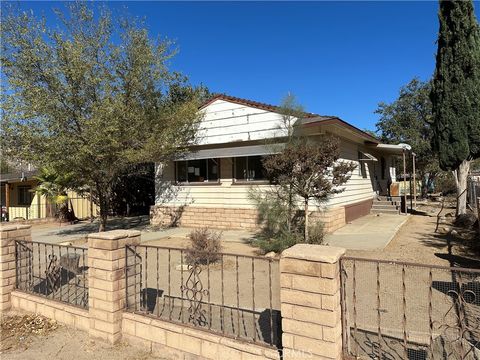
xmin=53 ymin=216 xmax=151 ymax=237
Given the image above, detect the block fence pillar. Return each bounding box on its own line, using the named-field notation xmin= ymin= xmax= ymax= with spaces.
xmin=87 ymin=229 xmax=140 ymax=344
xmin=280 ymin=244 xmax=346 ymax=360
xmin=0 ymin=224 xmax=31 ymax=316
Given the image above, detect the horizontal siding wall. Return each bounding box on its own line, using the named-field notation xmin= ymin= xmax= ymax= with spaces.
xmin=328 ymin=139 xmax=376 ymax=207
xmin=155 ymin=138 xmax=376 ymax=210
xmin=197 ymin=100 xmax=289 ymax=145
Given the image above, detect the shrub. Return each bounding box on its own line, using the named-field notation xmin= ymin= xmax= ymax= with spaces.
xmin=248 ymin=187 xmax=326 ymax=252
xmin=248 ymin=187 xmax=290 ymax=238
xmin=307 ymin=221 xmax=325 ymax=245
xmin=435 ymin=171 xmax=456 ymax=195
xmin=185 ymin=228 xmax=222 ymax=265
xmin=253 ymin=230 xmax=301 ymax=254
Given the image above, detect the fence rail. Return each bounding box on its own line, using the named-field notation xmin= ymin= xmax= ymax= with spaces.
xmin=15 ymin=240 xmax=89 ymax=309
xmin=125 ymin=245 xmax=281 ymax=348
xmin=341 ymin=256 xmax=480 ymax=360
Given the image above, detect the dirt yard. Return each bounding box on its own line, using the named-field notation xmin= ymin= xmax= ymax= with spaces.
xmin=1 ymin=312 xmax=163 ymax=360
xmin=347 ymin=202 xmax=480 ymax=267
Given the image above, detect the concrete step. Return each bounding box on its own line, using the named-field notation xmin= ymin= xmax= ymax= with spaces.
xmin=376 ymin=196 xmax=402 ymax=202
xmin=372 ymin=205 xmax=399 ymax=211
xmin=371 ymin=209 xmax=400 ymax=215
xmin=374 ymin=200 xmax=400 ymax=206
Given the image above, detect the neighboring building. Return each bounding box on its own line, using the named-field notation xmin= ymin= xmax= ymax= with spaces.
xmin=0 ymin=163 xmax=96 ymax=222
xmin=151 ymin=95 xmax=408 ymax=233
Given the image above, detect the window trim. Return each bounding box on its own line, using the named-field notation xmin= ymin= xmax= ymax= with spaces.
xmin=358 ymin=151 xmax=367 ymax=179
xmin=17 ymin=185 xmax=33 ymax=206
xmin=174 ymin=158 xmax=221 ymax=185
xmin=232 ymin=156 xmax=269 ymax=183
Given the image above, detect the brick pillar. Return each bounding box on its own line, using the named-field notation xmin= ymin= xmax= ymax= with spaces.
xmin=0 ymin=224 xmax=31 ymax=315
xmin=87 ymin=229 xmax=140 ymax=344
xmin=280 ymin=244 xmax=346 ymax=360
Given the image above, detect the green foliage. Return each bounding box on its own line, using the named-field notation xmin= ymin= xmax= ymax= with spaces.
xmin=252 ymin=231 xmax=301 ymax=254
xmin=185 ymin=228 xmax=222 ymax=265
xmin=435 ymin=171 xmax=457 ymax=196
xmin=430 ymin=0 xmax=480 ymax=171
xmin=248 ymin=187 xmax=291 ymax=239
xmin=1 ymin=3 xmax=205 ymax=230
xmin=33 ymin=167 xmax=75 ymax=220
xmin=248 ymin=186 xmax=326 ymax=252
xmin=375 ymin=78 xmax=439 ymax=177
xmin=308 ymin=221 xmax=325 ymax=245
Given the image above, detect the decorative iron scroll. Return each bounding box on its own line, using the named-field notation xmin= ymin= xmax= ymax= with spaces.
xmin=45 ymin=254 xmax=61 ymax=293
xmin=431 ymin=275 xmax=480 ymax=360
xmin=181 ymin=263 xmax=209 ymax=327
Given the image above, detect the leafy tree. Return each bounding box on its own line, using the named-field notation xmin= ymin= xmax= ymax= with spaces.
xmin=272 ymin=94 xmax=306 ymax=232
xmin=430 ymin=0 xmax=480 ymax=215
xmin=263 ymin=136 xmax=356 ymax=242
xmin=375 ymin=78 xmax=438 ymax=195
xmin=1 ymin=3 xmax=204 ymax=230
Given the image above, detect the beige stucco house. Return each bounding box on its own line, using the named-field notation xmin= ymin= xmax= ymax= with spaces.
xmin=151 ymin=95 xmax=406 ymax=233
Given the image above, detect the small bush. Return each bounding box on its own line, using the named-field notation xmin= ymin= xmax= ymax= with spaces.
xmin=435 ymin=171 xmax=456 ymax=195
xmin=253 ymin=230 xmax=301 ymax=254
xmin=185 ymin=228 xmax=222 ymax=265
xmin=307 ymin=221 xmax=325 ymax=245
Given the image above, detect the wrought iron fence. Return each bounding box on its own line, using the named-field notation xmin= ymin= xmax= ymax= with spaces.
xmin=341 ymin=257 xmax=480 ymax=360
xmin=15 ymin=240 xmax=88 ymax=309
xmin=125 ymin=245 xmax=281 ymax=348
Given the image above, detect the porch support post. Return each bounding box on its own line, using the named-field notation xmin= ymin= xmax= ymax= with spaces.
xmin=412 ymin=152 xmax=417 ymax=209
xmin=5 ymin=183 xmax=10 ymax=221
xmin=402 ymin=149 xmax=407 ymax=215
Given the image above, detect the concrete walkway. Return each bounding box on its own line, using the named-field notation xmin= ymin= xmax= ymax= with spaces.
xmin=324 ymin=214 xmax=409 ymax=250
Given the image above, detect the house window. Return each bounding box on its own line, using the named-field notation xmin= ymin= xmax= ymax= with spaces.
xmin=234 ymin=156 xmax=267 ymax=182
xmin=358 ymin=152 xmax=367 ymax=179
xmin=18 ymin=186 xmax=33 ymax=205
xmin=175 ymin=159 xmax=219 ymax=183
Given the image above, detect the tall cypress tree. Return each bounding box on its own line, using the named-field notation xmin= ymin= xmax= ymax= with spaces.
xmin=430 ymin=0 xmax=480 ymax=216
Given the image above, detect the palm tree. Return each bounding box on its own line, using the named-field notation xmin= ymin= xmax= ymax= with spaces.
xmin=33 ymin=168 xmax=76 ymax=221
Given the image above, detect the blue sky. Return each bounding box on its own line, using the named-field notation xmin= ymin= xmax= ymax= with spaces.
xmin=7 ymin=1 xmax=480 ymax=131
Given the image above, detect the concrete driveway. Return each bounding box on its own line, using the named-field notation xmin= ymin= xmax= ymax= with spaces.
xmin=29 ymin=216 xmax=257 ymax=247
xmin=324 ymin=213 xmax=409 ymax=250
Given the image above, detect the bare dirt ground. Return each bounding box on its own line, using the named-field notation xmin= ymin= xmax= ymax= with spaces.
xmin=143 ymin=235 xmax=263 ymax=257
xmin=1 ymin=312 xmax=163 ymax=360
xmin=347 ymin=202 xmax=480 ymax=267
xmin=341 ymin=202 xmax=480 ymax=360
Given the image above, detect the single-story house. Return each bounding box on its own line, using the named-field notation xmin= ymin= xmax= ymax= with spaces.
xmin=151 ymin=95 xmax=409 ymax=233
xmin=0 ymin=164 xmax=97 ymax=222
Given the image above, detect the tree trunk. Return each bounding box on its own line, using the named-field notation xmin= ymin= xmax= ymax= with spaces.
xmin=454 ymin=159 xmax=470 ymax=216
xmin=97 ymin=189 xmax=109 ymax=232
xmin=287 ymin=184 xmax=293 ymax=232
xmin=304 ymin=199 xmax=309 ymax=243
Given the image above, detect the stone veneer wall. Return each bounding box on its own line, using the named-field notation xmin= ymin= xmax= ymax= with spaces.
xmin=11 ymin=291 xmax=89 ymax=331
xmin=2 ymin=226 xmax=347 ymax=359
xmin=123 ymin=312 xmax=280 ymax=360
xmin=150 ymin=205 xmax=347 ymax=233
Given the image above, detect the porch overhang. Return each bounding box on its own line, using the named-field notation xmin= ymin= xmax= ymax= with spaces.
xmin=370 ymin=143 xmax=412 ymax=155
xmin=176 ymin=144 xmax=285 ymax=160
